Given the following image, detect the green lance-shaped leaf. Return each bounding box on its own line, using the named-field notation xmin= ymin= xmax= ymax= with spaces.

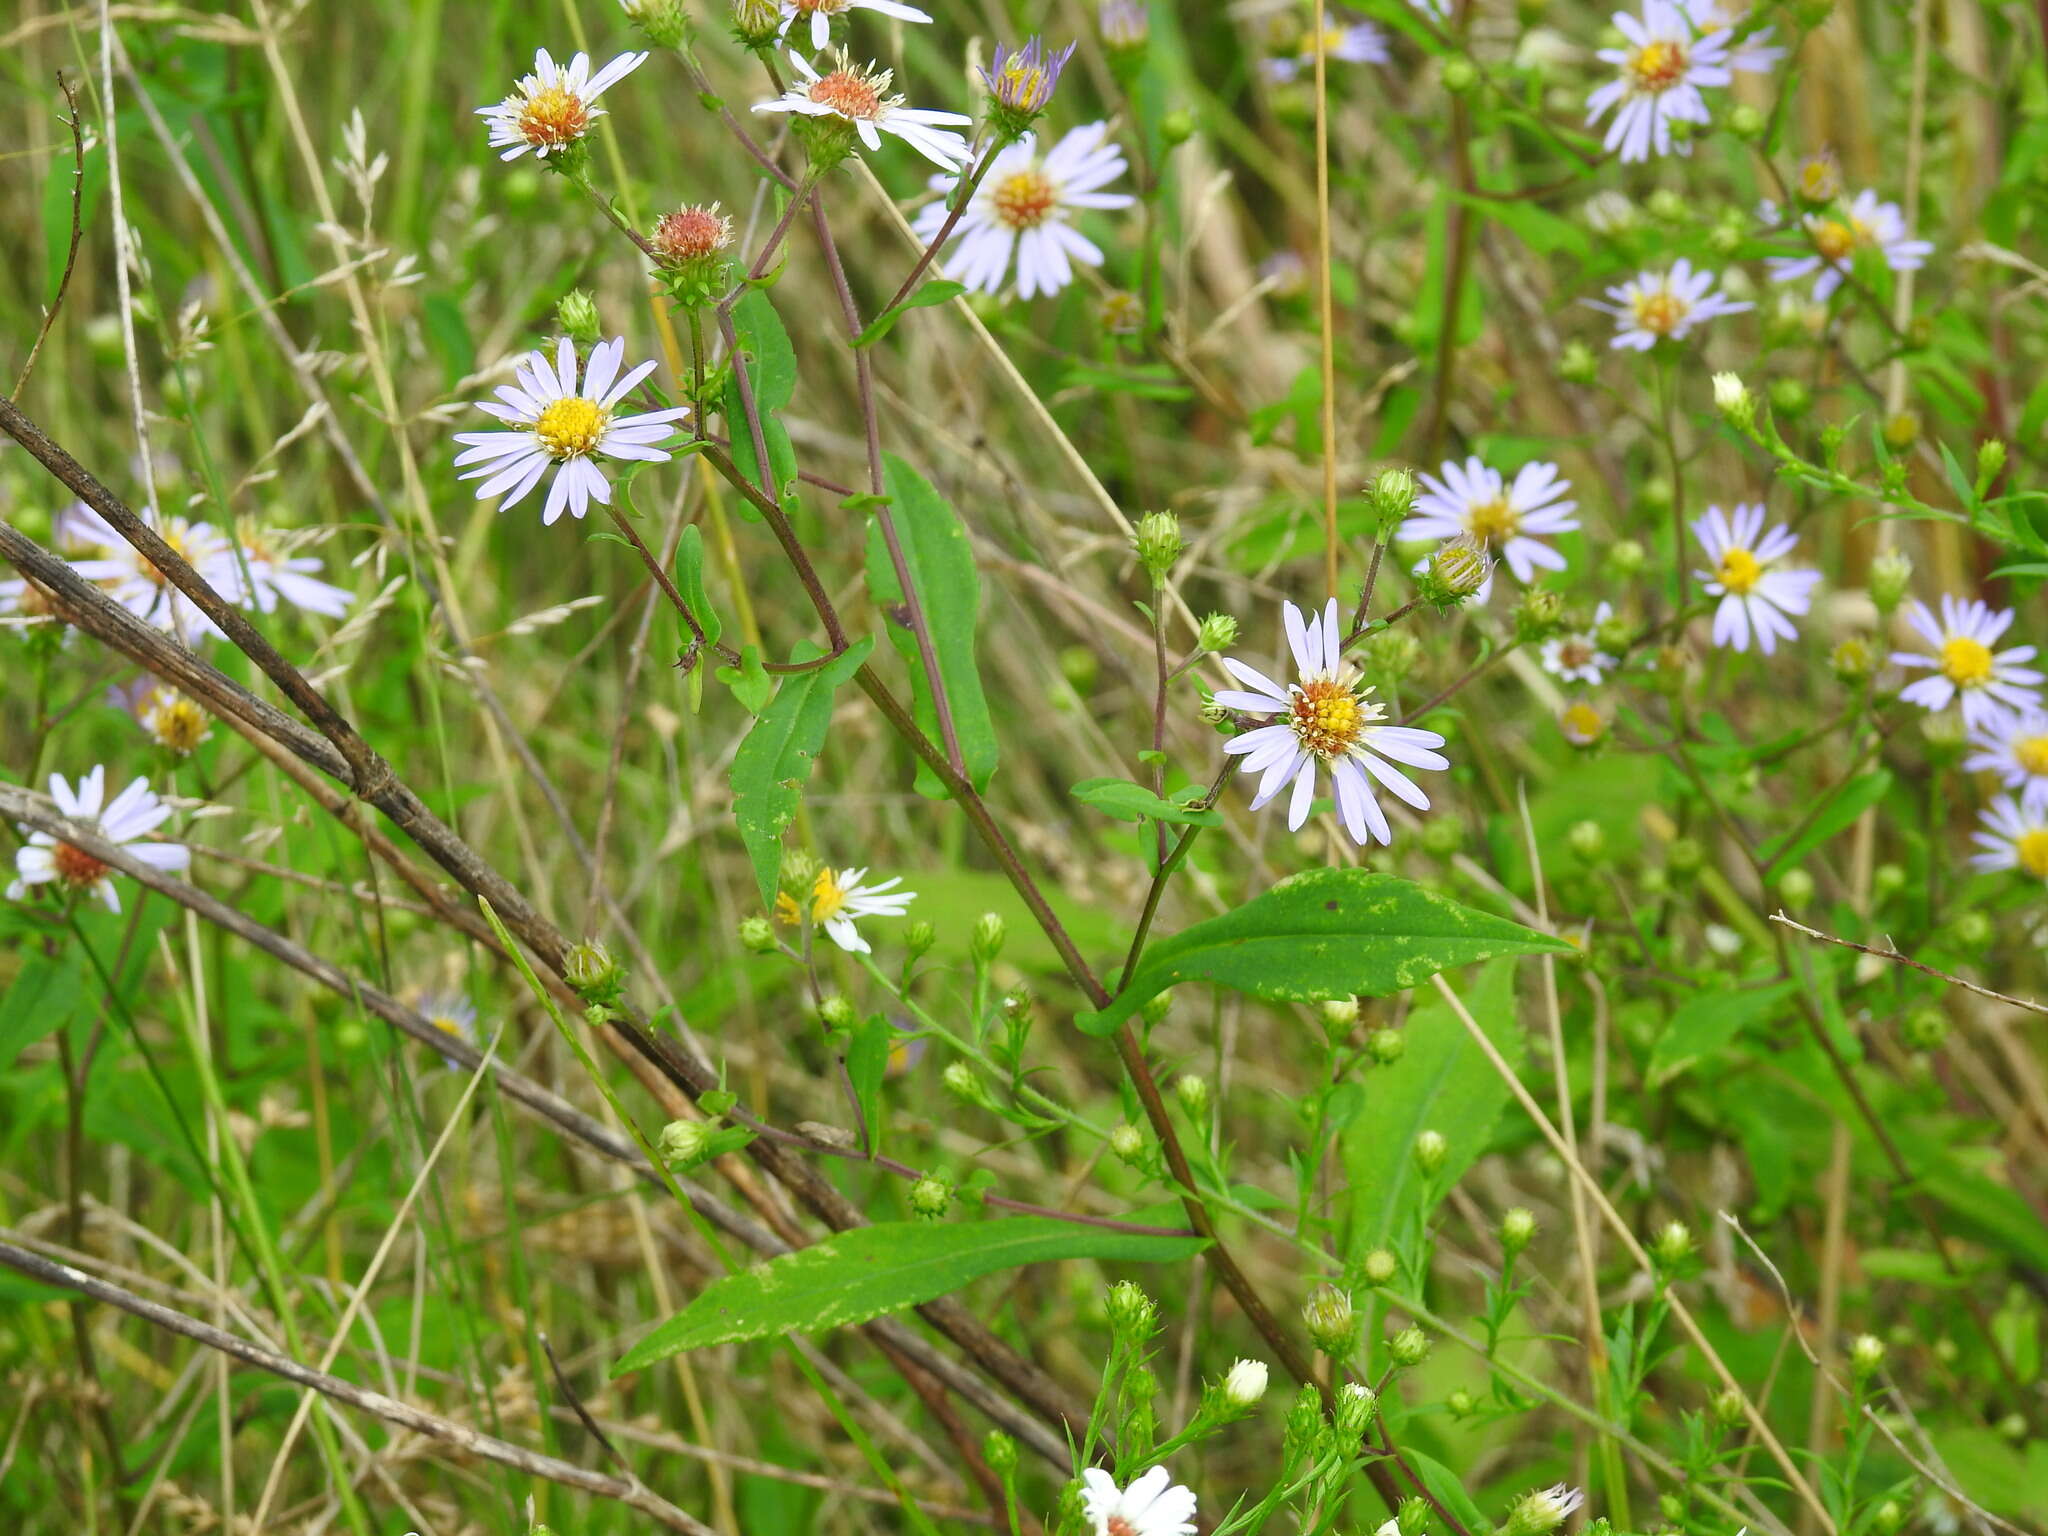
xmin=722 ymin=289 xmax=798 ymax=510
xmin=672 ymin=523 xmax=722 ymax=651
xmin=1076 ymin=868 xmax=1573 ymax=1038
xmin=865 ymin=455 xmax=999 ymax=797
xmin=729 ymin=638 xmax=874 ymax=910
xmin=612 ymin=1215 xmax=1207 ymax=1370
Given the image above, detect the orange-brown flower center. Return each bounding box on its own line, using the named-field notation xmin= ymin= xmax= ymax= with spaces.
xmin=990 ymin=169 xmax=1058 ymax=230
xmin=1632 ymin=288 xmax=1686 ymax=336
xmin=1811 ymin=219 xmax=1856 ymax=263
xmin=53 ymin=841 xmax=109 ymax=888
xmin=809 ymin=69 xmax=882 ymax=120
xmin=1627 ymin=39 xmax=1686 ymax=91
xmin=1289 ymin=678 xmax=1367 ymax=759
xmin=515 ymin=84 xmax=590 ymax=149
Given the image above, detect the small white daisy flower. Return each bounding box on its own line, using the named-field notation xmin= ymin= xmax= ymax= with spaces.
xmin=8 ymin=766 xmax=190 ymax=914
xmin=1892 ymin=596 xmax=2044 ymax=730
xmin=420 ymin=991 xmax=481 ymax=1070
xmin=454 ymin=336 xmax=689 ymax=526
xmin=754 ymin=50 xmax=972 ymax=169
xmin=1585 ymin=0 xmax=1733 ymax=162
xmin=1590 ymin=259 xmax=1751 ymax=349
xmin=1765 ymin=188 xmax=1933 ymax=303
xmin=68 ymin=507 xmax=243 ymax=642
xmin=120 ymin=681 xmax=212 ymax=756
xmin=1402 ymin=457 xmax=1578 ymax=591
xmin=477 ymin=48 xmax=648 ymax=161
xmin=235 ymin=530 xmax=354 ymax=618
xmin=1542 ymin=602 xmax=1618 ymax=684
xmin=1217 ymin=598 xmax=1450 ymax=847
xmin=1970 ymin=795 xmax=2048 ymax=883
xmin=1680 ymin=0 xmax=1785 ymax=70
xmin=778 ymin=0 xmax=931 ymax=54
xmin=1691 ymin=504 xmax=1820 ymax=655
xmin=775 ymin=866 xmax=916 ymax=954
xmin=1261 ymin=19 xmax=1389 ymax=83
xmin=1965 ymin=706 xmax=2048 ymax=814
xmin=1079 ymin=1466 xmax=1198 ymax=1536
xmin=911 ymin=123 xmax=1132 ymax=300
xmin=1504 ymin=1482 xmax=1586 ymax=1536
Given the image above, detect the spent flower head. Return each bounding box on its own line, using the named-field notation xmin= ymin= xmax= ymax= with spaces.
xmin=979 ymin=37 xmax=1076 ymax=138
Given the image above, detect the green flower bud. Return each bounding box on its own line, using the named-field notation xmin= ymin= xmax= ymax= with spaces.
xmin=1105 ymin=1279 xmax=1158 ymax=1341
xmin=1334 ymin=1381 xmax=1379 ymax=1439
xmin=1712 ymin=1387 xmax=1745 ymax=1425
xmin=1768 ymin=376 xmax=1811 ymax=418
xmin=1446 ymin=1387 xmax=1477 ymax=1417
xmin=1728 ymin=101 xmax=1766 ymax=138
xmin=1567 ymin=819 xmax=1607 ymax=862
xmin=908 ymin=1176 xmax=951 ymax=1218
xmin=1500 ymin=1483 xmax=1585 ymax=1536
xmin=1557 ymin=340 xmax=1599 ymax=385
xmin=1159 ymin=107 xmax=1195 ymax=146
xmin=817 ymin=994 xmax=857 ymax=1031
xmin=1639 ymin=475 xmax=1674 ymax=513
xmin=1133 ymin=511 xmax=1184 ymax=583
xmin=1419 ymin=535 xmax=1492 ymax=609
xmin=1320 ymin=997 xmax=1360 ymax=1035
xmin=1499 ymin=1206 xmax=1538 ymax=1256
xmin=1867 ymin=547 xmax=1912 ymax=615
xmin=1367 ymin=1026 xmax=1406 ymax=1065
xmin=1646 ymin=187 xmax=1688 ymax=223
xmin=1872 ymin=862 xmax=1906 ymax=901
xmin=1665 ymin=837 xmax=1704 ymax=879
xmin=1413 ymin=1129 xmax=1449 ymax=1177
xmin=1398 ymin=1497 xmax=1431 ymax=1534
xmin=1601 ymin=538 xmax=1645 ymax=580
xmin=1514 ymin=587 xmax=1566 ymax=643
xmin=1830 ymin=635 xmax=1876 ymax=685
xmin=1140 ymin=991 xmax=1174 ymax=1026
xmin=1593 ymin=615 xmax=1633 ymax=656
xmin=659 ymin=1118 xmax=713 ymax=1169
xmin=1174 ymin=1073 xmax=1211 ymax=1119
xmin=556 ymin=289 xmax=601 ymax=348
xmin=729 ymin=0 xmax=781 ymax=46
xmin=1367 ymin=626 xmax=1422 ymax=682
xmin=1197 ymin=612 xmax=1239 ymax=652
xmin=564 ymin=939 xmax=624 ymax=1003
xmin=904 ymin=919 xmax=936 ymax=959
xmin=1221 ymin=1357 xmax=1270 ymax=1409
xmin=1369 ymin=465 xmax=1420 ymax=533
xmin=1977 ymin=438 xmax=2008 ymax=491
xmin=971 ymin=912 xmax=1007 ymax=964
xmin=983 ymin=1429 xmax=1018 ymax=1478
xmin=1870 ymin=1500 xmax=1905 ymax=1536
xmin=1360 ymin=1247 xmax=1399 ymax=1286
xmin=943 ymin=1060 xmax=991 ymax=1108
xmin=1849 ymin=1332 xmax=1886 ymax=1377
xmin=1441 ymin=56 xmax=1478 ymax=92
xmin=1651 ymin=1219 xmax=1694 ymax=1267
xmin=738 ymin=915 xmax=779 ymax=953
xmin=1900 ymin=1006 xmax=1948 ymax=1052
xmin=1109 ymin=1122 xmax=1146 ymax=1163
xmin=1282 ymin=1383 xmax=1324 ymax=1463
xmin=1777 ymin=867 xmax=1816 ymax=909
xmin=620 ymin=0 xmax=690 ymax=48
xmin=1712 ymin=371 xmax=1754 ymax=432
xmin=1302 ymin=1284 xmax=1358 ymax=1357
xmin=1420 ymin=814 xmax=1465 ymax=856
xmin=1387 ymin=1325 xmax=1430 ymax=1367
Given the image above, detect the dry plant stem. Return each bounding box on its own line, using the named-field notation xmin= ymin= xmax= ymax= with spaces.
xmin=1770 ymin=912 xmax=2048 ymax=1017
xmin=1429 ymin=971 xmax=1840 ymax=1533
xmin=1799 ymin=1122 xmax=1853 ymax=1536
xmin=10 ymin=72 xmax=84 ymax=399
xmin=0 ymin=1241 xmax=718 ymax=1536
xmin=1312 ymin=0 xmax=1340 ymax=601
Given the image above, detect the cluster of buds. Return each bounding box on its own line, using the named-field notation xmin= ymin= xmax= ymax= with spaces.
xmin=651 ymin=203 xmax=736 ymax=308
xmin=1105 ymin=1279 xmax=1159 ymax=1343
xmin=980 ymin=36 xmax=1075 ymax=140
xmin=908 ymin=1175 xmax=951 ymax=1218
xmin=1333 ymin=1381 xmax=1379 ymax=1441
xmin=1417 ymin=535 xmax=1492 ymax=610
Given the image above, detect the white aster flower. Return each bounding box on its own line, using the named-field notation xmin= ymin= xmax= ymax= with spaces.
xmin=1965 ymin=706 xmax=2048 ymax=814
xmin=1542 ymin=602 xmax=1618 ymax=684
xmin=124 ymin=681 xmax=212 ymax=756
xmin=1217 ymin=599 xmax=1450 ymax=847
xmin=1969 ymin=795 xmax=2048 ymax=883
xmin=911 ymin=124 xmax=1132 ymax=300
xmin=420 ymin=991 xmax=481 ymax=1069
xmin=1585 ymin=0 xmax=1733 ymax=162
xmin=8 ymin=766 xmax=189 ymax=914
xmin=68 ymin=506 xmax=242 ymax=642
xmin=1261 ymin=19 xmax=1389 ymax=83
xmin=778 ymin=0 xmax=931 ymax=54
xmin=454 ymin=336 xmax=689 ymax=526
xmin=235 ymin=529 xmax=354 ymax=618
xmin=1402 ymin=457 xmax=1578 ymax=591
xmin=1892 ymin=596 xmax=2044 ymax=730
xmin=1590 ymin=259 xmax=1751 ymax=349
xmin=1079 ymin=1466 xmax=1197 ymax=1536
xmin=1765 ymin=188 xmax=1933 ymax=303
xmin=775 ymin=865 xmax=915 ymax=954
xmin=1681 ymin=0 xmax=1785 ymax=70
xmin=1691 ymin=504 xmax=1819 ymax=655
xmin=477 ymin=48 xmax=647 ymax=161
xmin=754 ymin=50 xmax=971 ymax=169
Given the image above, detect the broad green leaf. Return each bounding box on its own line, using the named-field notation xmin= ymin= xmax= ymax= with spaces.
xmin=1342 ymin=958 xmax=1520 ymax=1258
xmin=723 ymin=289 xmax=797 ymax=507
xmin=673 ymin=523 xmax=723 ymax=651
xmin=1076 ymin=869 xmax=1571 ymax=1037
xmin=716 ymin=643 xmax=773 ymax=714
xmin=1646 ymin=981 xmax=1796 ymax=1087
xmin=853 ymin=279 xmax=966 ymax=347
xmin=1403 ymin=1451 xmax=1488 ymax=1536
xmin=0 ymin=948 xmax=88 ymax=1073
xmin=1070 ymin=777 xmax=1222 ymax=826
xmin=1757 ymin=770 xmax=1892 ymax=870
xmin=613 ymin=1216 xmax=1208 ymax=1370
xmin=845 ymin=1014 xmax=894 ymax=1158
xmin=730 ymin=639 xmax=873 ymax=910
xmin=865 ymin=456 xmax=999 ymax=796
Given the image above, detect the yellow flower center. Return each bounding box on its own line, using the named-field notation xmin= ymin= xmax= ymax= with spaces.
xmin=793 ymin=0 xmax=847 ymax=11
xmin=990 ymin=169 xmax=1058 ymax=230
xmin=514 ymin=83 xmax=590 ymax=149
xmin=1717 ymin=546 xmax=1762 ymax=594
xmin=1631 ymin=287 xmax=1686 ymax=336
xmin=1626 ymin=39 xmax=1686 ymax=91
xmin=1811 ymin=219 xmax=1855 ymax=262
xmin=809 ymin=68 xmax=883 ymax=120
xmin=1289 ymin=677 xmax=1373 ymax=760
xmin=1561 ymin=702 xmax=1606 ymax=743
xmin=1465 ymin=497 xmax=1520 ymax=545
xmin=1939 ymin=635 xmax=1995 ymax=688
xmin=2018 ymin=829 xmax=2048 ymax=879
xmin=534 ymin=396 xmax=608 ymax=460
xmin=1796 ymin=157 xmax=1840 ymax=202
xmin=777 ymin=868 xmax=851 ymax=926
xmin=145 ymin=693 xmax=210 ymax=755
xmin=2015 ymin=734 xmax=2048 ymax=777
xmin=429 ymin=1013 xmax=467 ymax=1040
xmin=53 ymin=842 xmax=110 ymax=888
xmin=141 ymin=524 xmax=202 ymax=589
